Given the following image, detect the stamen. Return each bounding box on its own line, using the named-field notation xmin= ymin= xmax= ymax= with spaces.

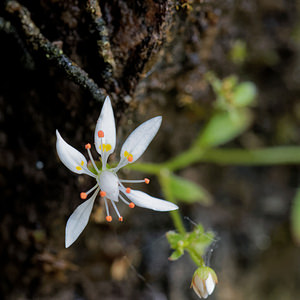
xmin=127 ymin=154 xmax=133 ymax=162
xmin=80 ymin=184 xmax=98 ymax=199
xmin=110 ymin=199 xmax=122 ymax=220
xmin=100 ymin=137 xmax=107 ymax=170
xmin=120 ymin=179 xmax=148 ymax=184
xmin=80 ymin=192 xmax=87 ymax=199
xmin=100 ymin=191 xmax=107 ymax=197
xmin=119 ymin=190 xmax=134 ymax=208
xmin=104 ymin=198 xmax=110 ymax=220
xmin=98 ymin=130 xmax=104 ymax=138
xmin=85 ymin=144 xmax=100 ymax=173
xmin=119 ymin=217 xmax=123 ymax=222
xmin=126 ymin=187 xmax=131 ymax=193
xmin=119 ymin=194 xmax=130 ymax=205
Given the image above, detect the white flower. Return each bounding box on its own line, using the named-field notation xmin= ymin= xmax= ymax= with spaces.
xmin=56 ymin=96 xmax=178 ymax=248
xmin=191 ymin=267 xmax=218 ymax=299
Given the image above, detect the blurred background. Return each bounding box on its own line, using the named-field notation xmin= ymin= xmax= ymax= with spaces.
xmin=0 ymin=0 xmax=300 ymax=299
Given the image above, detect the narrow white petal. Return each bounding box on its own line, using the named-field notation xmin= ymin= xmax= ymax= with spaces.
xmin=125 ymin=189 xmax=178 ymax=211
xmin=65 ymin=189 xmax=98 ymax=248
xmin=94 ymin=96 xmax=116 ymax=156
xmin=206 ymin=274 xmax=215 ymax=295
xmin=56 ymin=130 xmax=88 ymax=174
xmin=117 ymin=116 xmax=162 ymax=168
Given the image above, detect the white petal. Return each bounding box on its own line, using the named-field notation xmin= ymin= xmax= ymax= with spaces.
xmin=193 ymin=277 xmax=207 ymax=299
xmin=65 ymin=189 xmax=98 ymax=248
xmin=118 ymin=116 xmax=162 ymax=167
xmin=94 ymin=96 xmax=116 ymax=155
xmin=125 ymin=189 xmax=178 ymax=211
xmin=56 ymin=130 xmax=88 ymax=174
xmin=206 ymin=274 xmax=215 ymax=295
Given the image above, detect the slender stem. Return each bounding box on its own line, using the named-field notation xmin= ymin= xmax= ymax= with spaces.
xmin=187 ymin=248 xmax=205 ymax=267
xmin=126 ymin=162 xmax=162 ymax=175
xmin=199 ymin=146 xmax=300 ymax=165
xmin=162 ymin=146 xmax=300 ymax=171
xmin=158 ymin=169 xmax=186 ymax=235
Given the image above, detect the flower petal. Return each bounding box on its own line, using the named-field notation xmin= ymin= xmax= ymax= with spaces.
xmin=117 ymin=116 xmax=162 ymax=169
xmin=125 ymin=189 xmax=178 ymax=211
xmin=65 ymin=189 xmax=99 ymax=248
xmin=206 ymin=274 xmax=215 ymax=295
xmin=94 ymin=96 xmax=116 ymax=156
xmin=56 ymin=130 xmax=88 ymax=175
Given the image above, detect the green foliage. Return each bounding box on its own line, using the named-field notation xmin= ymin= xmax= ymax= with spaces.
xmin=205 ymin=72 xmax=257 ymax=111
xmin=166 ymin=225 xmax=214 ymax=262
xmin=229 ymin=40 xmax=247 ymax=64
xmin=195 ymin=109 xmax=253 ymax=148
xmin=291 ymin=188 xmax=300 ymax=245
xmin=169 ymin=174 xmax=212 ymax=205
xmin=232 ymin=82 xmax=257 ymax=107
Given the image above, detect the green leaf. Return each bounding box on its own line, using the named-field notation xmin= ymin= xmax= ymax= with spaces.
xmin=169 ymin=249 xmax=184 ymax=261
xmin=196 ymin=109 xmax=253 ymax=148
xmin=166 ymin=231 xmax=185 ymax=249
xmin=169 ymin=175 xmax=212 ymax=205
xmin=232 ymin=82 xmax=257 ymax=107
xmin=291 ymin=188 xmax=300 ymax=245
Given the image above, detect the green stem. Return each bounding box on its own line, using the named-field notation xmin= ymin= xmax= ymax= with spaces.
xmin=200 ymin=146 xmax=300 ymax=165
xmin=158 ymin=169 xmax=186 ymax=235
xmin=188 ymin=248 xmax=205 ymax=267
xmin=125 ymin=162 xmax=161 ymax=175
xmin=163 ymin=146 xmax=300 ymax=171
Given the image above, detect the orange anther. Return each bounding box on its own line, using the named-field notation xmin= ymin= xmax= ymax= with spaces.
xmin=100 ymin=191 xmax=107 ymax=197
xmin=144 ymin=178 xmax=150 ymax=184
xmin=98 ymin=130 xmax=104 ymax=138
xmin=106 ymin=215 xmax=112 ymax=222
xmin=126 ymin=187 xmax=131 ymax=193
xmin=119 ymin=217 xmax=123 ymax=222
xmin=85 ymin=143 xmax=91 ymax=149
xmin=80 ymin=192 xmax=87 ymax=199
xmin=127 ymin=154 xmax=133 ymax=162
xmin=129 ymin=202 xmax=135 ymax=208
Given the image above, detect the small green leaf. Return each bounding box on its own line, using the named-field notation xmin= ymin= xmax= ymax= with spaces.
xmin=291 ymin=188 xmax=300 ymax=245
xmin=229 ymin=40 xmax=247 ymax=64
xmin=166 ymin=231 xmax=185 ymax=249
xmin=232 ymin=82 xmax=257 ymax=107
xmin=169 ymin=175 xmax=212 ymax=205
xmin=169 ymin=249 xmax=184 ymax=261
xmin=196 ymin=109 xmax=253 ymax=148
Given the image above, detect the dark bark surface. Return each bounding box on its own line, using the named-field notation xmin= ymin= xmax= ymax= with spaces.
xmin=1 ymin=0 xmax=300 ymax=299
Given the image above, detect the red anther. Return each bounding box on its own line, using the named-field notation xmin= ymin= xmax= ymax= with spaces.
xmin=85 ymin=143 xmax=91 ymax=149
xmin=129 ymin=202 xmax=135 ymax=208
xmin=98 ymin=130 xmax=104 ymax=138
xmin=144 ymin=178 xmax=150 ymax=184
xmin=100 ymin=191 xmax=106 ymax=197
xmin=119 ymin=217 xmax=123 ymax=222
xmin=106 ymin=215 xmax=112 ymax=222
xmin=80 ymin=192 xmax=87 ymax=199
xmin=126 ymin=187 xmax=131 ymax=193
xmin=127 ymin=154 xmax=133 ymax=162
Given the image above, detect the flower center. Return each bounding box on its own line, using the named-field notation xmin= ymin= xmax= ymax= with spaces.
xmin=97 ymin=170 xmax=119 ymax=202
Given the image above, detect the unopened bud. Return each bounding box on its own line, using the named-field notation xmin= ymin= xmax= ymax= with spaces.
xmin=191 ymin=266 xmax=218 ymax=299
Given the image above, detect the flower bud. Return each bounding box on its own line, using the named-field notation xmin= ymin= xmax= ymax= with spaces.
xmin=191 ymin=267 xmax=218 ymax=299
